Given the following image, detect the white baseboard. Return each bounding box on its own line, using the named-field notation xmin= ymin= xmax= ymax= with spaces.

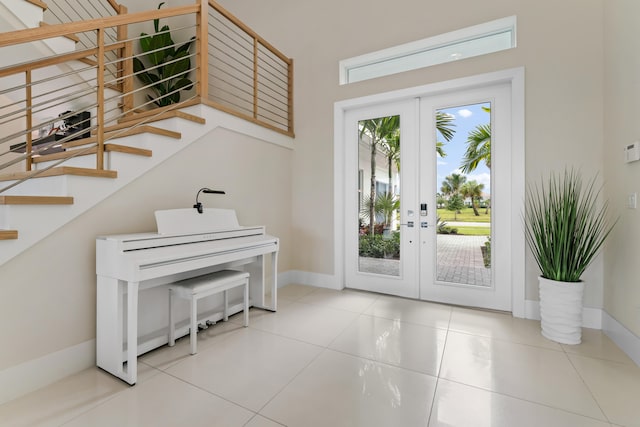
xmin=278 ymin=270 xmax=342 ymax=290
xmin=0 ymin=339 xmax=95 ymax=405
xmin=602 ymin=311 xmax=640 ymax=366
xmin=524 ymin=300 xmax=602 ymax=329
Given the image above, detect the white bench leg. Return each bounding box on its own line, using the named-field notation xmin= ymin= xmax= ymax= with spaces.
xmin=190 ymin=297 xmax=198 ymax=355
xmin=223 ymin=290 xmax=229 ymax=321
xmin=243 ymin=280 xmax=249 ymax=327
xmin=168 ymin=289 xmax=175 ymax=346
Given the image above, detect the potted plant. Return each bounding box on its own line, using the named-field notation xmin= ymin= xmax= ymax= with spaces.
xmin=524 ymin=169 xmax=616 ymax=344
xmin=133 ymin=2 xmax=196 ymax=107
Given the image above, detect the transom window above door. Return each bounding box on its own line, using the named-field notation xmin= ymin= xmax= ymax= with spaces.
xmin=339 ymin=16 xmax=517 ymax=85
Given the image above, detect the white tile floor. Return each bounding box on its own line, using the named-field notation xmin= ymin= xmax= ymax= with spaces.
xmin=1 ymin=284 xmax=639 ymax=427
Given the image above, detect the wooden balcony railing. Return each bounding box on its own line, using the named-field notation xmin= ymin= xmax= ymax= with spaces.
xmin=0 ymin=0 xmax=293 ymax=192
xmin=205 ymin=0 xmax=293 ymax=135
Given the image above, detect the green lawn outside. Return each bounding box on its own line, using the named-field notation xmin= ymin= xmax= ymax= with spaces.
xmin=437 ymin=207 xmax=491 ymax=223
xmin=450 ymin=226 xmax=491 ymax=236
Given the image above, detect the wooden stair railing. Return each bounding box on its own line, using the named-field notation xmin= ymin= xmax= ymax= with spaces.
xmin=0 ymin=0 xmax=294 ymax=242
xmin=25 ymin=0 xmax=48 ymax=11
xmin=38 ymin=22 xmax=80 ymax=43
xmin=1 ymin=1 xmax=293 ymax=175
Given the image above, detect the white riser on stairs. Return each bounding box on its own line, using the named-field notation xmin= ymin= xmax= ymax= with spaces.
xmin=0 ymin=176 xmax=67 ymax=196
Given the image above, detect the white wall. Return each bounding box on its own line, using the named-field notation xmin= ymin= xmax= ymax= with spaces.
xmin=603 ymin=0 xmax=640 ymax=338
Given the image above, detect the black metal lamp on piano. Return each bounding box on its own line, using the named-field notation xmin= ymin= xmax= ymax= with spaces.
xmin=96 ymin=188 xmax=279 ymax=385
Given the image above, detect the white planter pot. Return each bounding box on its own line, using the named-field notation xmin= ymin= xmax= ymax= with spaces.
xmin=538 ymin=277 xmax=585 ymax=345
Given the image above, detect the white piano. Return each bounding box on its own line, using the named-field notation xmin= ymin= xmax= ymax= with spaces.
xmin=96 ymin=208 xmax=279 ymax=385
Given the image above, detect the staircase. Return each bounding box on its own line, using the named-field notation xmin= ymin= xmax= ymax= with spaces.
xmin=0 ymin=0 xmax=294 ymax=266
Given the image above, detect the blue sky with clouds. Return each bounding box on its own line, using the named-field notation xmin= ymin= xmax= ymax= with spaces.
xmin=436 ymin=102 xmax=491 ymax=196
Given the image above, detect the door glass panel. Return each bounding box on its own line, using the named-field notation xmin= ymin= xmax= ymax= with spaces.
xmin=357 ymin=115 xmax=401 ymax=277
xmin=435 ymin=103 xmax=491 ymax=287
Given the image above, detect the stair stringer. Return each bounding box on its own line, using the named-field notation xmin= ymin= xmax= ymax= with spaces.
xmin=0 ymin=103 xmax=294 ymax=266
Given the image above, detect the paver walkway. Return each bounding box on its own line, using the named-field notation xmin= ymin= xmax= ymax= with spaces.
xmin=358 ymin=234 xmax=491 ymax=287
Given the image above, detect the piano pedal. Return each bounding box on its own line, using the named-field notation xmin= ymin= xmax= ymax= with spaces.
xmin=198 ymin=323 xmax=208 ymax=331
xmin=205 ymin=320 xmax=215 ymax=327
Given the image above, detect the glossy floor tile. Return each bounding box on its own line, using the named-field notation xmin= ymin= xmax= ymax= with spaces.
xmin=62 ymin=372 xmax=254 ymax=427
xmin=164 ymin=327 xmax=323 ymax=411
xmin=569 ymin=354 xmax=640 ymax=427
xmin=0 ymin=368 xmax=129 ymax=427
xmin=429 ymin=379 xmax=611 ymax=427
xmin=249 ymin=301 xmax=359 ymax=347
xmin=139 ymin=317 xmax=244 ymax=371
xmin=296 ymin=287 xmax=379 ymax=313
xmin=562 ymin=327 xmax=637 ymax=364
xmin=261 ymin=349 xmax=437 ymax=427
xmin=276 ymin=283 xmax=316 ymax=301
xmin=439 ymin=331 xmax=606 ymax=420
xmin=449 ymin=306 xmax=562 ymax=350
xmin=364 ymin=294 xmax=452 ymax=329
xmin=0 ymin=284 xmax=637 ymax=427
xmin=329 ymin=314 xmax=447 ymax=375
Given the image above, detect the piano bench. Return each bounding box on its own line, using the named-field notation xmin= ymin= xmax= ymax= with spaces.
xmin=168 ymin=270 xmax=250 ymax=355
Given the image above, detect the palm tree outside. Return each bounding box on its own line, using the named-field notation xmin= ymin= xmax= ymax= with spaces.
xmin=381 ymin=128 xmax=400 ymax=198
xmin=461 ymin=180 xmax=485 ymax=216
xmin=436 ymin=111 xmax=456 ymax=158
xmin=359 ymin=116 xmax=399 ymax=235
xmin=459 ymin=106 xmax=491 ymax=173
xmin=441 ymin=173 xmax=467 ymax=197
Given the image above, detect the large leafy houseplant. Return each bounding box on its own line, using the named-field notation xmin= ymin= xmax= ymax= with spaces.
xmin=524 ymin=169 xmax=616 ymax=344
xmin=133 ymin=2 xmax=195 ymax=107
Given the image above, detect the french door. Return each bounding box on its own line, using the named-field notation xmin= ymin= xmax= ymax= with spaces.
xmin=344 ymin=100 xmax=419 ymax=298
xmin=344 ymin=84 xmax=513 ymax=311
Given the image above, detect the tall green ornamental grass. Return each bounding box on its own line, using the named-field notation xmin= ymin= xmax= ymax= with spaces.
xmin=524 ymin=170 xmax=617 ymax=283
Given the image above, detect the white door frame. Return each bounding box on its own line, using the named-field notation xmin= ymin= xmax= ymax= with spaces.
xmin=333 ymin=67 xmax=526 ymax=317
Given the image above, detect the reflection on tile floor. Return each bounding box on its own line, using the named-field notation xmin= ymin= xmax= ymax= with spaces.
xmin=1 ymin=284 xmax=639 ymax=427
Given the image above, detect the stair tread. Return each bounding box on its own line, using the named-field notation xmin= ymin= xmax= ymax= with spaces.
xmin=0 ymin=195 xmax=73 ymax=205
xmin=52 ymin=125 xmax=180 ymax=151
xmin=32 ymin=143 xmax=152 ymax=164
xmin=105 ymin=143 xmax=153 ymax=156
xmin=0 ymin=167 xmax=117 ymax=182
xmin=118 ymin=109 xmax=205 ymax=127
xmin=0 ymin=230 xmax=18 ymax=240
xmin=104 ymin=125 xmax=181 ymax=140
